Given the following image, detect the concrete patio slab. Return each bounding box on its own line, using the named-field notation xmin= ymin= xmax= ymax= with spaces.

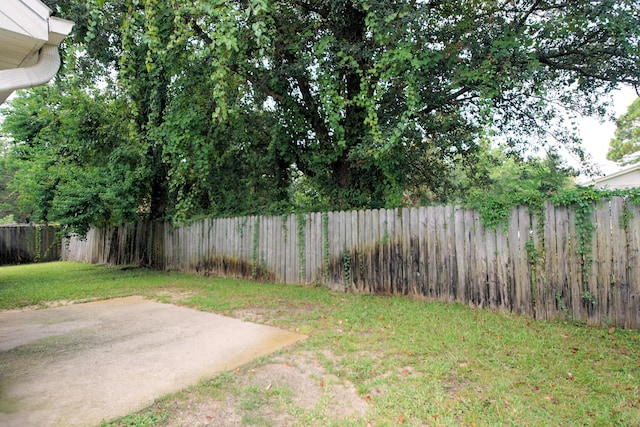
xmin=0 ymin=296 xmax=306 ymax=426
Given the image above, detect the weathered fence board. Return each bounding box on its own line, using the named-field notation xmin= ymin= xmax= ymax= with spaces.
xmin=627 ymin=204 xmax=640 ymax=328
xmin=54 ymin=197 xmax=640 ymax=329
xmin=0 ymin=225 xmax=61 ymax=265
xmin=495 ymin=224 xmax=509 ymax=311
xmin=544 ymin=202 xmax=558 ymax=319
xmin=454 ymin=208 xmax=466 ymax=304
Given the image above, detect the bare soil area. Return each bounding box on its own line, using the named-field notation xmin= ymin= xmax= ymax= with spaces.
xmin=161 ymin=350 xmax=369 ymax=427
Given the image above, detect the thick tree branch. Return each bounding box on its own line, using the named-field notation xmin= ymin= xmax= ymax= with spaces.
xmin=418 ymin=86 xmax=474 ymax=116
xmin=536 ymin=54 xmax=637 ymax=85
xmin=185 ymin=14 xmax=213 ymax=45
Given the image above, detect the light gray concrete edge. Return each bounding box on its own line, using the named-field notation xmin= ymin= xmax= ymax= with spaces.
xmin=0 ymin=296 xmax=306 ymax=427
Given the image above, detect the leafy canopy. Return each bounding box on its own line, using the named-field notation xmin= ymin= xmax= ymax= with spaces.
xmin=1 ymin=0 xmax=639 ymax=234
xmin=607 ymin=97 xmax=640 ymax=166
xmin=151 ymin=0 xmax=639 ymax=209
xmin=1 ymin=85 xmax=145 ymax=235
xmin=464 ymin=143 xmax=578 ymax=228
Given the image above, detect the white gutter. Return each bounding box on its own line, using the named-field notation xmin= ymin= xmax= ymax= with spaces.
xmin=0 ymin=5 xmax=74 ymax=104
xmin=0 ymin=44 xmax=60 ymax=93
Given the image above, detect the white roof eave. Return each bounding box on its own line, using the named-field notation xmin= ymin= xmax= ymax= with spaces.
xmin=47 ymin=16 xmax=74 ymax=46
xmin=0 ymin=1 xmax=74 ymax=104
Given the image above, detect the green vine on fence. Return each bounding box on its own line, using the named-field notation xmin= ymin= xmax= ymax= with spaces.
xmin=620 ymin=202 xmax=634 ymax=229
xmin=525 ymin=235 xmax=543 ymax=305
xmin=252 ymin=216 xmax=260 ymax=279
xmin=470 ymin=186 xmax=640 ymax=249
xmin=466 ymin=190 xmax=546 ymax=231
xmin=548 ymin=187 xmax=640 ymax=291
xmin=343 ymin=251 xmax=352 ymax=291
xmin=282 ymin=216 xmax=288 ymax=244
xmin=35 ymin=227 xmax=42 ymax=262
xmin=237 ymin=217 xmax=248 ymax=239
xmin=381 ymin=221 xmax=390 ymax=246
xmin=470 ymin=186 xmax=640 ymax=300
xmin=581 ymin=291 xmax=598 ymax=306
xmin=551 ymin=188 xmax=603 ymax=284
xmin=322 ymin=212 xmax=329 ymax=280
xmin=296 ymin=213 xmax=306 ymax=281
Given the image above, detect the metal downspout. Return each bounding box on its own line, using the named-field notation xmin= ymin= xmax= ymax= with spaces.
xmin=0 ymin=44 xmax=61 ymax=101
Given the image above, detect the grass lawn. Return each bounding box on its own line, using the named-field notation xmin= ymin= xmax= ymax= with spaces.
xmin=1 ymin=261 xmax=639 ymax=426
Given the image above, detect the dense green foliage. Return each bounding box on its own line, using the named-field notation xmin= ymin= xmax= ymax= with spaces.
xmin=1 ymin=0 xmax=639 ymax=233
xmin=463 ymin=145 xmax=577 ymax=228
xmin=2 ymin=85 xmax=145 ymax=235
xmin=607 ymin=96 xmax=640 ymax=165
xmin=0 ymin=137 xmax=19 ymax=223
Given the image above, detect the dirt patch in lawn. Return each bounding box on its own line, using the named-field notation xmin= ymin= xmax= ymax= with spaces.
xmin=160 ymin=350 xmax=369 ymax=426
xmin=153 ymin=288 xmax=200 ymax=304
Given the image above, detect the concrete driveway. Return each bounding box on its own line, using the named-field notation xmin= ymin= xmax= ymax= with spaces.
xmin=0 ymin=296 xmax=306 ymax=426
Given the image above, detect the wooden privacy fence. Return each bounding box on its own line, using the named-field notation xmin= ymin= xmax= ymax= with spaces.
xmin=61 ymin=198 xmax=640 ymax=328
xmin=0 ymin=225 xmax=61 ymax=265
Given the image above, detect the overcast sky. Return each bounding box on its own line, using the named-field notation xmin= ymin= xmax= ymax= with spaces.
xmin=578 ymin=87 xmax=638 ymax=177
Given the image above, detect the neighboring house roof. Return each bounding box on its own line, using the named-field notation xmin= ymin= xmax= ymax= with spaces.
xmin=0 ymin=0 xmax=74 ymax=104
xmin=582 ymin=163 xmax=640 ymax=189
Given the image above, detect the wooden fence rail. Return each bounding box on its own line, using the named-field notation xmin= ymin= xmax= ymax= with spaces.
xmin=0 ymin=225 xmax=61 ymax=265
xmin=58 ymin=198 xmax=640 ymax=328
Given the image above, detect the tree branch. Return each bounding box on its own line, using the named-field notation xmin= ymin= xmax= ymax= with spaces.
xmin=185 ymin=14 xmax=213 ymax=45
xmin=418 ymin=86 xmax=474 ymax=116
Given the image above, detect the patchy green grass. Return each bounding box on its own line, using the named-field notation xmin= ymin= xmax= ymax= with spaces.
xmin=2 ymin=261 xmax=639 ymax=426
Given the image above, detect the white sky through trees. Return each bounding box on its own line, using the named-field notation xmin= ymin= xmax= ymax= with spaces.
xmin=579 ymin=86 xmax=638 ymax=176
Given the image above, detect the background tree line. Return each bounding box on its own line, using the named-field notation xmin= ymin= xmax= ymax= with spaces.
xmin=1 ymin=0 xmax=638 ymax=235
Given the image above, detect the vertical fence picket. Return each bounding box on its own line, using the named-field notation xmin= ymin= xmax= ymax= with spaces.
xmin=436 ymin=207 xmax=449 ymax=302
xmin=531 ymin=213 xmax=545 ymax=320
xmin=474 ymin=210 xmax=488 ymax=308
xmin=507 ymin=208 xmax=520 ymax=314
xmin=485 ymin=224 xmax=498 ymax=310
xmin=565 ymin=209 xmax=583 ymax=322
xmin=587 ymin=207 xmax=601 ymax=324
xmin=366 ymin=209 xmax=376 ymax=292
xmin=290 ymin=214 xmax=299 ymax=285
xmin=495 ymin=220 xmax=509 ymax=311
xmin=360 ymin=211 xmax=371 ymax=293
xmin=417 ymin=207 xmax=427 ymax=298
xmin=626 ymin=203 xmax=640 ymax=328
xmin=454 ymin=207 xmax=466 ymax=304
xmin=339 ymin=211 xmax=348 ymax=288
xmin=610 ymin=197 xmax=628 ymax=326
xmin=426 ymin=207 xmax=437 ymax=299
xmin=377 ymin=209 xmax=388 ymax=294
xmin=401 ymin=208 xmax=411 ymax=296
xmin=409 ymin=208 xmax=420 ymax=296
xmin=308 ymin=213 xmax=319 ymax=284
xmin=544 ymin=202 xmax=558 ymax=319
xmin=596 ymin=200 xmax=614 ymax=324
xmin=444 ymin=205 xmax=456 ymax=303
xmin=464 ymin=209 xmax=476 ymax=307
xmin=518 ymin=206 xmax=533 ymax=316
xmin=391 ymin=209 xmax=402 ymax=295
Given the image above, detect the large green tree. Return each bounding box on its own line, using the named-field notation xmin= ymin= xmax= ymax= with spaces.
xmin=1 ymin=84 xmax=146 ymax=235
xmin=174 ymin=0 xmax=638 ymax=208
xmin=2 ymin=0 xmax=639 ymax=232
xmin=607 ymin=96 xmax=640 ymax=165
xmin=0 ymin=136 xmax=19 ymax=223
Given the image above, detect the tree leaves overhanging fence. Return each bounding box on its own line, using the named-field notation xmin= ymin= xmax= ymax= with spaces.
xmin=54 ymin=198 xmax=640 ymax=328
